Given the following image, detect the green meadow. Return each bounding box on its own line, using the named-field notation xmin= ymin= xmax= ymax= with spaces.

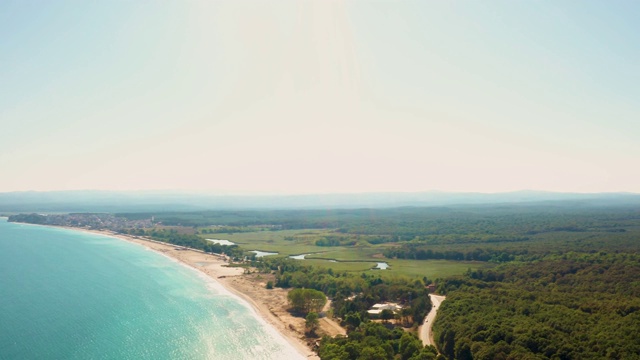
xmin=201 ymin=229 xmax=490 ymax=279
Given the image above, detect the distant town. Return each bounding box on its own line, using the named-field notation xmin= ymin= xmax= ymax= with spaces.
xmin=7 ymin=213 xmax=152 ymax=231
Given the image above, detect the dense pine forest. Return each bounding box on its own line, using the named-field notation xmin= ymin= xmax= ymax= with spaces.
xmin=434 ymin=253 xmax=640 ymax=359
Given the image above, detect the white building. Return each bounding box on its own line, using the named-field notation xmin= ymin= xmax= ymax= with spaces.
xmin=367 ymin=303 xmax=403 ymax=316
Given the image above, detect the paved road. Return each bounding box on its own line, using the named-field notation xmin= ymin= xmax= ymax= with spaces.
xmin=419 ymin=294 xmax=446 ymax=347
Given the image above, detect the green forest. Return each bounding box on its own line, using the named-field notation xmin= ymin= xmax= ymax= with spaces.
xmin=319 ymin=322 xmax=439 ymax=360
xmin=434 ymin=253 xmax=640 ymax=360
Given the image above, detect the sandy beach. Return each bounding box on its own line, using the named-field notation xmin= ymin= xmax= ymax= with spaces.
xmin=70 ymin=228 xmax=324 ymax=359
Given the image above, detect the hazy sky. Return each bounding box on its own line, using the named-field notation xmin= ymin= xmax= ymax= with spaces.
xmin=1 ymin=1 xmax=638 ymax=194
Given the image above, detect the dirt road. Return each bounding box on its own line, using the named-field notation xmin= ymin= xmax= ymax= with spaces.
xmin=419 ymin=294 xmax=446 ymax=347
xmin=320 ymin=299 xmax=347 ymax=336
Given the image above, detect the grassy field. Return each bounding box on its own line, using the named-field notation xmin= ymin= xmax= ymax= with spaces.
xmin=383 ymin=259 xmax=492 ymax=279
xmin=202 ymin=229 xmax=491 ymax=279
xmin=303 ymin=259 xmax=377 ymax=273
xmin=205 ymin=229 xmax=334 ymax=255
xmin=300 ymin=258 xmax=491 ymax=279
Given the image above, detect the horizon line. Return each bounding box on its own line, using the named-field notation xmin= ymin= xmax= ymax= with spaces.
xmin=1 ymin=189 xmax=639 ymax=196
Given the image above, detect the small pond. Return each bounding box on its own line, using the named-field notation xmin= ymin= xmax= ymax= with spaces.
xmin=374 ymin=262 xmax=389 ymax=270
xmin=206 ymin=239 xmax=236 ymax=246
xmin=250 ymin=250 xmax=278 ymax=258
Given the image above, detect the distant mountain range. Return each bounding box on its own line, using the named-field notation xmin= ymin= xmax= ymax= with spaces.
xmin=0 ymin=190 xmax=639 ymax=213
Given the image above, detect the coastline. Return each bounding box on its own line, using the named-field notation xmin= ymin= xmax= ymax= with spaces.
xmin=32 ymin=223 xmax=319 ymax=359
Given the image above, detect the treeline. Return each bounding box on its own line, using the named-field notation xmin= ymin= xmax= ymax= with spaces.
xmin=433 ymin=252 xmax=640 ymax=359
xmin=384 ymin=245 xmax=522 ymax=263
xmin=118 ymin=206 xmax=640 ymax=234
xmin=332 ymin=206 xmax=640 ymax=240
xmin=384 ymin=229 xmax=640 ymax=264
xmin=199 ymin=227 xmax=254 ymax=234
xmin=316 ymin=235 xmax=358 ymax=247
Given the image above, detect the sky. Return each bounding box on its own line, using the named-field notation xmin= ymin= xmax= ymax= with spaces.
xmin=1 ymin=1 xmax=639 ymax=194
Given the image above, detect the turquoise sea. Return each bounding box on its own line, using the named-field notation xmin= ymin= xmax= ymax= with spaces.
xmin=0 ymin=218 xmax=303 ymax=360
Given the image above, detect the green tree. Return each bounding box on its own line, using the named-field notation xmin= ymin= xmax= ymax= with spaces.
xmin=455 ymin=341 xmax=472 ymax=360
xmin=344 ymin=312 xmax=362 ymax=330
xmin=399 ymin=332 xmax=423 ymax=360
xmin=358 ymin=346 xmax=390 ymax=360
xmin=305 ymin=312 xmax=320 ymax=336
xmin=287 ymin=288 xmax=327 ymax=314
xmin=380 ymin=309 xmax=394 ymax=322
xmin=409 ymin=348 xmax=437 ymax=360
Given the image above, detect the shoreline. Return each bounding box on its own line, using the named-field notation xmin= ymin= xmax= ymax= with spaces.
xmin=87 ymin=229 xmax=318 ymax=359
xmin=13 ymin=221 xmax=318 ymax=359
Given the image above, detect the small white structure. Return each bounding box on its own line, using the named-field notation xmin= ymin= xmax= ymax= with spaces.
xmin=367 ymin=303 xmax=403 ymax=316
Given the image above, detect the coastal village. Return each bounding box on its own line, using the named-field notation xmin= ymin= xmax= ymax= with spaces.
xmin=7 ymin=213 xmax=152 ymax=230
